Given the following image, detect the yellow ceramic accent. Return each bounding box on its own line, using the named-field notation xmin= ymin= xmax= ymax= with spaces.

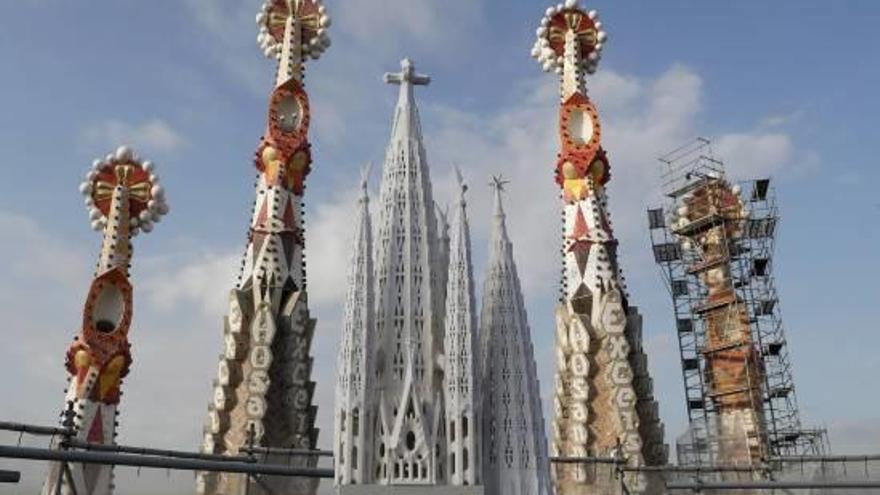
xmin=99 ymin=355 xmax=125 ymax=399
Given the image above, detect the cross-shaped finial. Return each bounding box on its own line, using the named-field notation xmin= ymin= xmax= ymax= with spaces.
xmin=490 ymin=175 xmax=510 ymax=192
xmin=384 ymin=58 xmax=431 ymax=87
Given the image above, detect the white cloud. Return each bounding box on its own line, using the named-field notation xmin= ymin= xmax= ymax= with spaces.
xmin=304 ymin=187 xmax=360 ymax=307
xmin=80 ymin=118 xmax=187 ymax=154
xmin=141 ymin=251 xmax=239 ymax=318
xmin=714 ymin=131 xmax=794 ymax=179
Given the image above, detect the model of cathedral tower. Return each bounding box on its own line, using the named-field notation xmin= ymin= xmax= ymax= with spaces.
xmin=335 ymin=58 xmax=489 ymax=494
xmin=334 ymin=166 xmax=376 ymax=485
xmin=373 ymin=56 xmax=450 ymax=485
xmin=197 ymin=1 xmax=332 ymax=494
xmin=444 ymin=169 xmax=481 ymax=487
xmin=42 ymin=145 xmax=170 ymax=495
xmin=480 ymin=178 xmax=552 ymax=495
xmin=530 ymin=2 xmax=667 ymax=494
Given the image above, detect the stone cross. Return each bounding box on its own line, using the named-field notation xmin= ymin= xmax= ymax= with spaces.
xmin=383 ymin=57 xmax=431 ymax=87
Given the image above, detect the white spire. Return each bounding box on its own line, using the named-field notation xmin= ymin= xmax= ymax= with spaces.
xmin=370 ymin=57 xmax=444 ymax=485
xmin=334 ymin=163 xmax=375 ymax=485
xmin=481 ymin=179 xmax=551 ymax=495
xmin=443 ymin=167 xmax=480 ymax=486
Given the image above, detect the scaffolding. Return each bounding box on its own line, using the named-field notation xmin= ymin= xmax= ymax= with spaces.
xmin=647 ymin=138 xmax=827 ymax=469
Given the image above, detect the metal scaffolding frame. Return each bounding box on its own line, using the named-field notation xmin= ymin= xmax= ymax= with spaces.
xmin=647 ymin=138 xmax=827 ymax=468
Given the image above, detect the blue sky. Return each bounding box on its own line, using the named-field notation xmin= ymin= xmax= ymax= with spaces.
xmin=0 ymin=1 xmax=878 ymax=493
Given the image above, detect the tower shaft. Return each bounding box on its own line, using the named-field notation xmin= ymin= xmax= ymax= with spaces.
xmin=43 ymin=147 xmax=168 ymax=495
xmin=334 ymin=170 xmax=376 ymax=485
xmin=531 ymin=4 xmax=667 ymax=494
xmin=443 ymin=174 xmax=480 ymax=486
xmin=198 ymin=2 xmax=331 ymax=494
xmin=370 ymin=58 xmax=444 ymax=485
xmin=480 ymin=182 xmax=552 ymax=495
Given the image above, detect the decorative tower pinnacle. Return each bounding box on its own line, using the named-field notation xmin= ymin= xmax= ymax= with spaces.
xmin=43 ymin=146 xmax=169 ymax=495
xmin=480 ymin=177 xmax=551 ymax=495
xmin=531 ymin=2 xmax=667 ymax=494
xmin=198 ymin=2 xmax=331 ymax=494
xmin=443 ymin=167 xmax=480 ymax=486
xmin=334 ymin=163 xmax=376 ymax=485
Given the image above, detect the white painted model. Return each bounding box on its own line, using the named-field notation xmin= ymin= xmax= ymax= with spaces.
xmin=370 ymin=57 xmax=443 ymax=486
xmin=334 ymin=166 xmax=376 ymax=485
xmin=443 ymin=169 xmax=481 ymax=487
xmin=480 ymin=180 xmax=552 ymax=495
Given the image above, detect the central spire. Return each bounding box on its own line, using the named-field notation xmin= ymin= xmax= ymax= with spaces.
xmin=370 ymin=57 xmax=445 ymax=485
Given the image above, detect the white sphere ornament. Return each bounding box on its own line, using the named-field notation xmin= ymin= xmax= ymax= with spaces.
xmin=151 ymin=185 xmax=164 ymax=198
xmin=141 ymin=221 xmax=154 ymax=233
xmin=588 ymin=9 xmax=598 ymax=19
xmin=91 ymin=220 xmax=102 ymax=231
xmin=565 ymin=0 xmax=577 ymax=8
xmin=114 ymin=145 xmax=133 ymax=162
xmin=545 ymin=6 xmax=556 ymax=16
